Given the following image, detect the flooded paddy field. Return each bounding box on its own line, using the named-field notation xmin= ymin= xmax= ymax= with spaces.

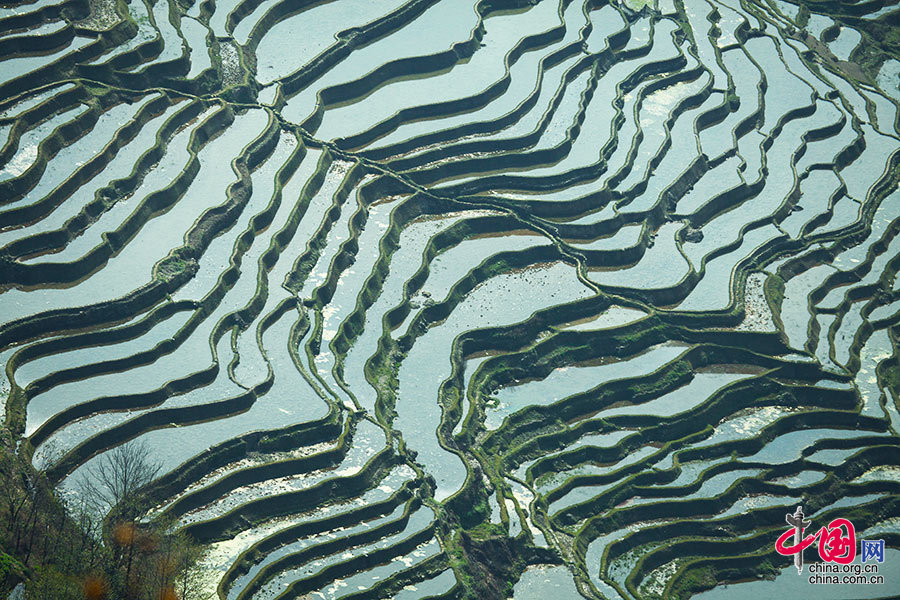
xmin=1 ymin=0 xmax=900 ymax=598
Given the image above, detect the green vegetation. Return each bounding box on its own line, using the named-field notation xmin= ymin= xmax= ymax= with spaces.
xmin=666 ymin=564 xmax=717 ymax=599
xmin=0 ymin=440 xmax=204 ymax=599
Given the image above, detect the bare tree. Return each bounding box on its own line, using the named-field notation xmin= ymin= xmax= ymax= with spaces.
xmin=1 ymin=459 xmax=31 ymax=545
xmin=79 ymin=440 xmax=162 ymax=517
xmin=173 ymin=532 xmax=213 ymax=600
xmin=76 ymin=440 xmax=162 ymax=598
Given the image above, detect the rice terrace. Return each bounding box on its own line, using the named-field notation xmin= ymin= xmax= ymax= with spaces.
xmin=1 ymin=0 xmax=900 ymax=598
